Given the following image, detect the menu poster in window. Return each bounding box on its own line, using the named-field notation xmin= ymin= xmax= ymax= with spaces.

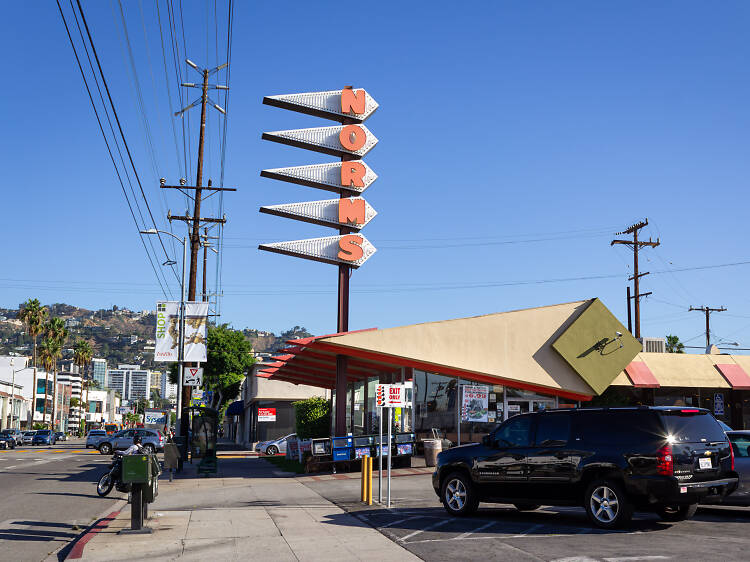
xmin=460 ymin=385 xmax=489 ymax=422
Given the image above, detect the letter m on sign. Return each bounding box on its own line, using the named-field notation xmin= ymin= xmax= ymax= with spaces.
xmin=338 ymin=198 xmax=366 ymax=225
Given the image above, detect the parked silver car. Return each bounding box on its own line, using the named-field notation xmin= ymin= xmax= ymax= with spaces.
xmin=255 ymin=433 xmax=296 ymax=456
xmin=98 ymin=428 xmax=165 ymax=455
xmin=22 ymin=431 xmax=36 ymax=445
xmin=85 ymin=429 xmax=107 ymax=449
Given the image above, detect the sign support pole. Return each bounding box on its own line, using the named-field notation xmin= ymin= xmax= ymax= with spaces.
xmin=457 ymin=385 xmax=461 ymax=446
xmin=387 ymin=406 xmax=392 ymax=508
xmin=378 ymin=404 xmax=383 ymax=503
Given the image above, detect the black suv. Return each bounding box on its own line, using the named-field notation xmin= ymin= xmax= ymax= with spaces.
xmin=432 ymin=407 xmax=737 ymax=528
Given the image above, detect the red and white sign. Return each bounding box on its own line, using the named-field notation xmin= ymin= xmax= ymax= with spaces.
xmin=258 ymin=234 xmax=376 ymax=268
xmin=376 ymin=384 xmax=387 ymax=407
xmin=183 ymin=367 xmax=203 ymax=387
xmin=258 ymin=408 xmax=277 ymax=422
xmin=376 ymin=384 xmax=410 ymax=408
xmin=260 ymin=198 xmax=377 ymax=230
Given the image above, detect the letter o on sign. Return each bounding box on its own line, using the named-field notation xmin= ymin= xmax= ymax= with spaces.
xmin=339 ymin=125 xmax=366 ymax=152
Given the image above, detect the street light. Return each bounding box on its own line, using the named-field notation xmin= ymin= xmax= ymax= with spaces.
xmin=140 ymin=229 xmax=187 ymax=442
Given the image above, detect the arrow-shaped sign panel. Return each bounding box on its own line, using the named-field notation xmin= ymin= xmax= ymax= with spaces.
xmin=262 ymin=125 xmax=378 ymax=158
xmin=259 ymin=235 xmax=376 ymax=268
xmin=260 ymin=162 xmax=377 ymax=195
xmin=260 ymin=198 xmax=377 ymax=230
xmin=263 ymin=89 xmax=378 ymax=122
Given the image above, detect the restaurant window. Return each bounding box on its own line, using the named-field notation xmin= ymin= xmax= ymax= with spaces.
xmin=413 ymin=371 xmax=458 ymax=443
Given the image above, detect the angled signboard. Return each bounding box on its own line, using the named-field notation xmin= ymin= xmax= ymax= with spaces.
xmin=260 ymin=198 xmax=377 ymax=230
xmin=259 ymin=235 xmax=376 ymax=268
xmin=263 ymin=89 xmax=378 ymax=122
xmin=260 ymin=162 xmax=377 ymax=195
xmin=262 ymin=125 xmax=378 ymax=158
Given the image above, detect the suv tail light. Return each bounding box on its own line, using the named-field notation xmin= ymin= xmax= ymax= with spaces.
xmin=657 ymin=444 xmax=673 ymax=476
xmin=730 ymin=441 xmax=735 ymax=471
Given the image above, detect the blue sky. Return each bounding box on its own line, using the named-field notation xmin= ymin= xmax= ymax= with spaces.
xmin=2 ymin=1 xmax=750 ymax=350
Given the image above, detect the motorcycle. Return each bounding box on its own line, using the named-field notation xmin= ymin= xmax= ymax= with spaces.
xmin=96 ymin=452 xmax=132 ymax=497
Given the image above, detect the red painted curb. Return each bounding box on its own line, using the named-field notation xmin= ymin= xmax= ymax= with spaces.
xmin=67 ymin=510 xmax=121 ymax=560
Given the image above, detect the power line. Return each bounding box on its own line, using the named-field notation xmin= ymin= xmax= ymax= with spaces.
xmin=55 ymin=0 xmax=169 ymax=299
xmin=74 ymin=0 xmax=180 ymax=288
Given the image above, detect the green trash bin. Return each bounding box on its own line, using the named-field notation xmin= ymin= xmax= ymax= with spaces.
xmin=122 ymin=455 xmax=153 ymax=485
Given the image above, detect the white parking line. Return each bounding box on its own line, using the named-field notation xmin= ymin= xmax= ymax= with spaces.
xmin=399 ymin=518 xmax=453 ymax=542
xmin=455 ymin=520 xmax=497 ymax=539
xmin=603 ymin=557 xmax=670 ymax=562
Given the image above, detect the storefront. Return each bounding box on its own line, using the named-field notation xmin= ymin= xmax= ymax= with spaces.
xmin=258 ymin=298 xmax=644 ymax=443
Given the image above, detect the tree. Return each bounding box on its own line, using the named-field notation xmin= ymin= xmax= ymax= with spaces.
xmin=45 ymin=318 xmax=67 ymax=430
xmin=666 ymin=335 xmax=685 ymax=354
xmin=18 ymin=299 xmax=48 ymax=425
xmin=73 ymin=340 xmax=93 ymax=431
xmin=204 ymin=324 xmax=255 ymax=410
xmin=38 ymin=339 xmax=55 ymax=427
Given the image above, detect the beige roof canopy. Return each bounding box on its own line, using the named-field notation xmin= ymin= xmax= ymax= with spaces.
xmin=613 ymin=352 xmax=750 ymax=389
xmin=265 ymin=299 xmax=639 ymax=401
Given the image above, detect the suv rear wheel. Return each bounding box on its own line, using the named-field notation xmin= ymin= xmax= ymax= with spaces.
xmin=99 ymin=443 xmax=112 ymax=455
xmin=584 ymin=479 xmax=633 ymax=529
xmin=441 ymin=472 xmax=479 ymax=516
xmin=656 ymin=503 xmax=698 ymax=522
xmin=143 ymin=443 xmax=155 ymax=454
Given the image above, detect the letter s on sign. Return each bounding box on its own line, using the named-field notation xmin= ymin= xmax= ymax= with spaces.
xmin=338 ymin=235 xmax=364 ymax=262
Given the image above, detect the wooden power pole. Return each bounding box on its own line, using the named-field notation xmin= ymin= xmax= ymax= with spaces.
xmin=689 ymin=306 xmax=727 ymax=349
xmin=611 ymin=219 xmax=660 ymax=339
xmin=162 ymin=58 xmax=235 ymax=440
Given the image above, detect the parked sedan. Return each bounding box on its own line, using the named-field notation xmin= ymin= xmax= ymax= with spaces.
xmin=22 ymin=431 xmax=36 ymax=445
xmin=54 ymin=432 xmax=67 ymax=442
xmin=703 ymin=431 xmax=750 ymax=506
xmin=32 ymin=430 xmax=56 ymax=446
xmin=98 ymin=428 xmax=164 ymax=455
xmin=85 ymin=429 xmax=107 ymax=449
xmin=255 ymin=433 xmax=296 ymax=456
xmin=0 ymin=433 xmax=16 ymax=449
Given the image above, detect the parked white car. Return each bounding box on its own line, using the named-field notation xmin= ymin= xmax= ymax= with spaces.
xmin=85 ymin=429 xmax=107 ymax=449
xmin=255 ymin=433 xmax=296 ymax=455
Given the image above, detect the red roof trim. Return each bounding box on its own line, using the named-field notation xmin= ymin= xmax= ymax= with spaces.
xmin=715 ymin=364 xmax=750 ymax=390
xmin=624 ymin=361 xmax=660 ymax=388
xmin=285 ymin=327 xmax=377 ymax=346
xmin=309 ymin=341 xmax=593 ymax=401
xmin=271 ymin=355 xmax=295 ymax=361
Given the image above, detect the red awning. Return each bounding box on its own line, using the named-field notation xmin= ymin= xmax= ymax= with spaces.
xmin=624 ymin=361 xmax=660 ymax=388
xmin=715 ymin=364 xmax=750 ymax=390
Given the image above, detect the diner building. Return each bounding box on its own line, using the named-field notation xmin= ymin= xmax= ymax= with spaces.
xmin=256 ymin=298 xmax=750 ymax=444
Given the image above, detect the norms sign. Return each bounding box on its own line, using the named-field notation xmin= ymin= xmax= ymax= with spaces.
xmin=259 ymin=87 xmax=378 ymax=267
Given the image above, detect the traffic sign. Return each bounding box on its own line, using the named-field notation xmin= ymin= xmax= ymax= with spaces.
xmin=259 ymin=234 xmax=376 ymax=268
xmin=260 ymin=161 xmax=378 ymax=195
xmin=183 ymin=367 xmax=203 ymax=387
xmin=259 ymin=198 xmax=377 ymax=230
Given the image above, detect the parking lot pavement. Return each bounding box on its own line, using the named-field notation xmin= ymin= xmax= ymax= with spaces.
xmin=301 ymin=472 xmax=750 ymax=561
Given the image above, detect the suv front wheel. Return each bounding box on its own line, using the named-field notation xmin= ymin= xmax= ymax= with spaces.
xmin=656 ymin=503 xmax=698 ymax=522
xmin=584 ymin=479 xmax=633 ymax=529
xmin=99 ymin=443 xmax=112 ymax=455
xmin=441 ymin=471 xmax=479 ymax=516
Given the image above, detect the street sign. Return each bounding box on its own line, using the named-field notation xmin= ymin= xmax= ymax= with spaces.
xmin=260 ymin=161 xmax=377 ymax=195
xmin=183 ymin=367 xmax=203 ymax=387
xmin=376 ymin=383 xmax=410 ymax=408
xmin=258 ymin=407 xmax=276 ymax=422
xmin=259 ymin=234 xmax=376 ymax=268
xmin=262 ymin=125 xmax=378 ymax=158
xmin=260 ymin=198 xmax=377 ymax=230
xmin=263 ymin=89 xmax=378 ymax=122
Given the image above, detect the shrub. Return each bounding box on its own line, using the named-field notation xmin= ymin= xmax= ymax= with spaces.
xmin=293 ymin=397 xmax=331 ymax=439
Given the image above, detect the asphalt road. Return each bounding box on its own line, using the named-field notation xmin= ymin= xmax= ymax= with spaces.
xmin=302 ymin=471 xmax=750 ymax=561
xmin=0 ymin=439 xmax=122 ymax=562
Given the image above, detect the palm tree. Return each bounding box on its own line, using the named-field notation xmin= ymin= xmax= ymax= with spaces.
xmin=38 ymin=340 xmax=55 ymax=427
xmin=45 ymin=318 xmax=67 ymax=431
xmin=73 ymin=340 xmax=93 ymax=434
xmin=18 ymin=299 xmax=48 ymax=425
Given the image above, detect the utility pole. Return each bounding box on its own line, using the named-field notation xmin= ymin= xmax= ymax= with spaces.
xmin=689 ymin=306 xmax=727 ymax=349
xmin=200 ymin=229 xmax=219 ymax=302
xmin=611 ymin=219 xmax=660 ymax=339
xmin=162 ymin=59 xmax=235 ymax=442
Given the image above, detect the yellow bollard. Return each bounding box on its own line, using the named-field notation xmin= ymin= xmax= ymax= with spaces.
xmin=366 ymin=456 xmax=373 ymax=505
xmin=361 ymin=455 xmax=367 ymax=502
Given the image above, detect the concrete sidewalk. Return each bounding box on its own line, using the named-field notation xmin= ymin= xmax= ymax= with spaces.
xmin=66 ymin=457 xmax=420 ymax=561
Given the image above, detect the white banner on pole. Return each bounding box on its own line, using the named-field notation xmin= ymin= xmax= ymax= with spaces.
xmin=154 ymin=301 xmax=179 ymax=362
xmin=184 ymin=302 xmax=209 ymax=362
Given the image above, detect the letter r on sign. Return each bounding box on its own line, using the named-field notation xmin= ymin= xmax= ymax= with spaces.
xmin=341 ymin=161 xmax=366 ymax=188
